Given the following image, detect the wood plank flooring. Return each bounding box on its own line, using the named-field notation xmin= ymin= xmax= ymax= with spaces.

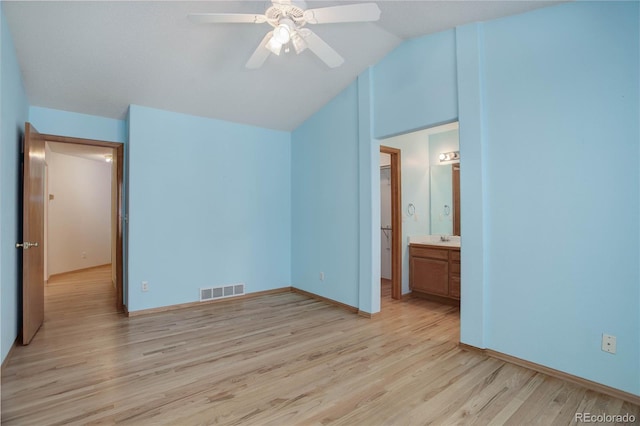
xmin=1 ymin=268 xmax=638 ymax=425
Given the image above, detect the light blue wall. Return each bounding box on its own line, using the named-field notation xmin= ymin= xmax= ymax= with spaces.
xmin=127 ymin=105 xmax=291 ymax=312
xmin=291 ymin=82 xmax=360 ymax=308
xmin=0 ymin=8 xmax=29 ymax=364
xmin=357 ymin=70 xmax=379 ymax=314
xmin=477 ymin=1 xmax=639 ymax=395
xmin=372 ymin=29 xmax=458 ymax=139
xmin=29 ymin=106 xmax=127 ymax=143
xmin=456 ymin=22 xmax=488 ymax=350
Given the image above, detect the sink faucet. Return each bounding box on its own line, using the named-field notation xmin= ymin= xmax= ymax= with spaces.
xmin=440 ymin=235 xmax=450 ymax=242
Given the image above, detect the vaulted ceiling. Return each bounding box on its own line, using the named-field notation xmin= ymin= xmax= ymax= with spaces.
xmin=4 ymin=1 xmax=561 ymax=131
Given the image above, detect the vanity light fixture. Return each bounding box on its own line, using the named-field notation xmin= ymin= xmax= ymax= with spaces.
xmin=439 ymin=151 xmax=460 ymax=162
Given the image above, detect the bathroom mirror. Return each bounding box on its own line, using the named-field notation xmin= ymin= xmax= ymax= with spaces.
xmin=430 ymin=163 xmax=460 ymax=236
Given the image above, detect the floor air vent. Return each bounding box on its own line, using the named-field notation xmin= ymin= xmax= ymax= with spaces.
xmin=200 ymin=283 xmax=245 ymax=302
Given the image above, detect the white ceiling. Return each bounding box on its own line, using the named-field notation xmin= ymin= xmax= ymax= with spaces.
xmin=4 ymin=1 xmax=562 ymax=131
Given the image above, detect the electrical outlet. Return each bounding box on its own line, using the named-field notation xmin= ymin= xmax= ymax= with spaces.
xmin=319 ymin=272 xmax=325 ymax=281
xmin=141 ymin=281 xmax=149 ymax=292
xmin=81 ymin=251 xmax=87 ymax=259
xmin=602 ymin=334 xmax=616 ymax=354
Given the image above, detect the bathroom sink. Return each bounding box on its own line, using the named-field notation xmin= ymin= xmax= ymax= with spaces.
xmin=408 ymin=235 xmax=461 ymax=248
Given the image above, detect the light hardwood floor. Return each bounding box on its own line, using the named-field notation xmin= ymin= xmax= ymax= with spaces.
xmin=1 ymin=268 xmax=638 ymax=425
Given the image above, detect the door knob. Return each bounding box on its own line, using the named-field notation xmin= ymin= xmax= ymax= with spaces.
xmin=16 ymin=242 xmax=39 ymax=250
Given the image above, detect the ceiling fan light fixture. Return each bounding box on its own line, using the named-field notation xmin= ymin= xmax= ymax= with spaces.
xmin=291 ymin=32 xmax=307 ymax=54
xmin=190 ymin=2 xmax=382 ymax=69
xmin=266 ymin=36 xmax=283 ymax=55
xmin=273 ymin=23 xmax=292 ymax=44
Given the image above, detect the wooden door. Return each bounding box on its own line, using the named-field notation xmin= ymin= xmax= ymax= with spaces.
xmin=20 ymin=123 xmax=46 ymax=345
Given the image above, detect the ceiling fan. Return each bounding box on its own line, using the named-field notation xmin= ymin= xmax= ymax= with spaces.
xmin=188 ymin=1 xmax=381 ymax=69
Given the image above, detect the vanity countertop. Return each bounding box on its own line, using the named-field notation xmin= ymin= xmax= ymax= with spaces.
xmin=408 ymin=235 xmax=460 ymax=248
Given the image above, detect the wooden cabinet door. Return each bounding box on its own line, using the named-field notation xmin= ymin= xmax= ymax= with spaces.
xmin=449 ymin=275 xmax=461 ymax=299
xmin=449 ymin=259 xmax=461 ymax=299
xmin=410 ymin=257 xmax=449 ymax=296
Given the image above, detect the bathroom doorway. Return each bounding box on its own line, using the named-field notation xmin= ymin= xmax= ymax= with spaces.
xmin=379 ymin=122 xmax=460 ymax=309
xmin=380 ymin=146 xmax=401 ymax=301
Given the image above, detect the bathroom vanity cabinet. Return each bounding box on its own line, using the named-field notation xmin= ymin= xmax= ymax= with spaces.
xmin=409 ymin=244 xmax=460 ymax=304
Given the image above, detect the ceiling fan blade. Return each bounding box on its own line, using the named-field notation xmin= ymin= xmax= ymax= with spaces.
xmin=188 ymin=13 xmax=267 ymax=24
xmin=299 ymin=29 xmax=344 ymax=68
xmin=246 ymin=33 xmax=273 ymax=69
xmin=303 ymin=3 xmax=381 ymax=24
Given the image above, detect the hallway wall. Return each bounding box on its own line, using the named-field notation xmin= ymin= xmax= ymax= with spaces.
xmin=47 ymin=151 xmax=112 ymax=276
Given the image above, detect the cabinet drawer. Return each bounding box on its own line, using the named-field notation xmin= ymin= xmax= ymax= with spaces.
xmin=450 ymin=262 xmax=460 ymax=275
xmin=451 ymin=250 xmax=460 ymax=261
xmin=409 ymin=246 xmax=449 ymax=261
